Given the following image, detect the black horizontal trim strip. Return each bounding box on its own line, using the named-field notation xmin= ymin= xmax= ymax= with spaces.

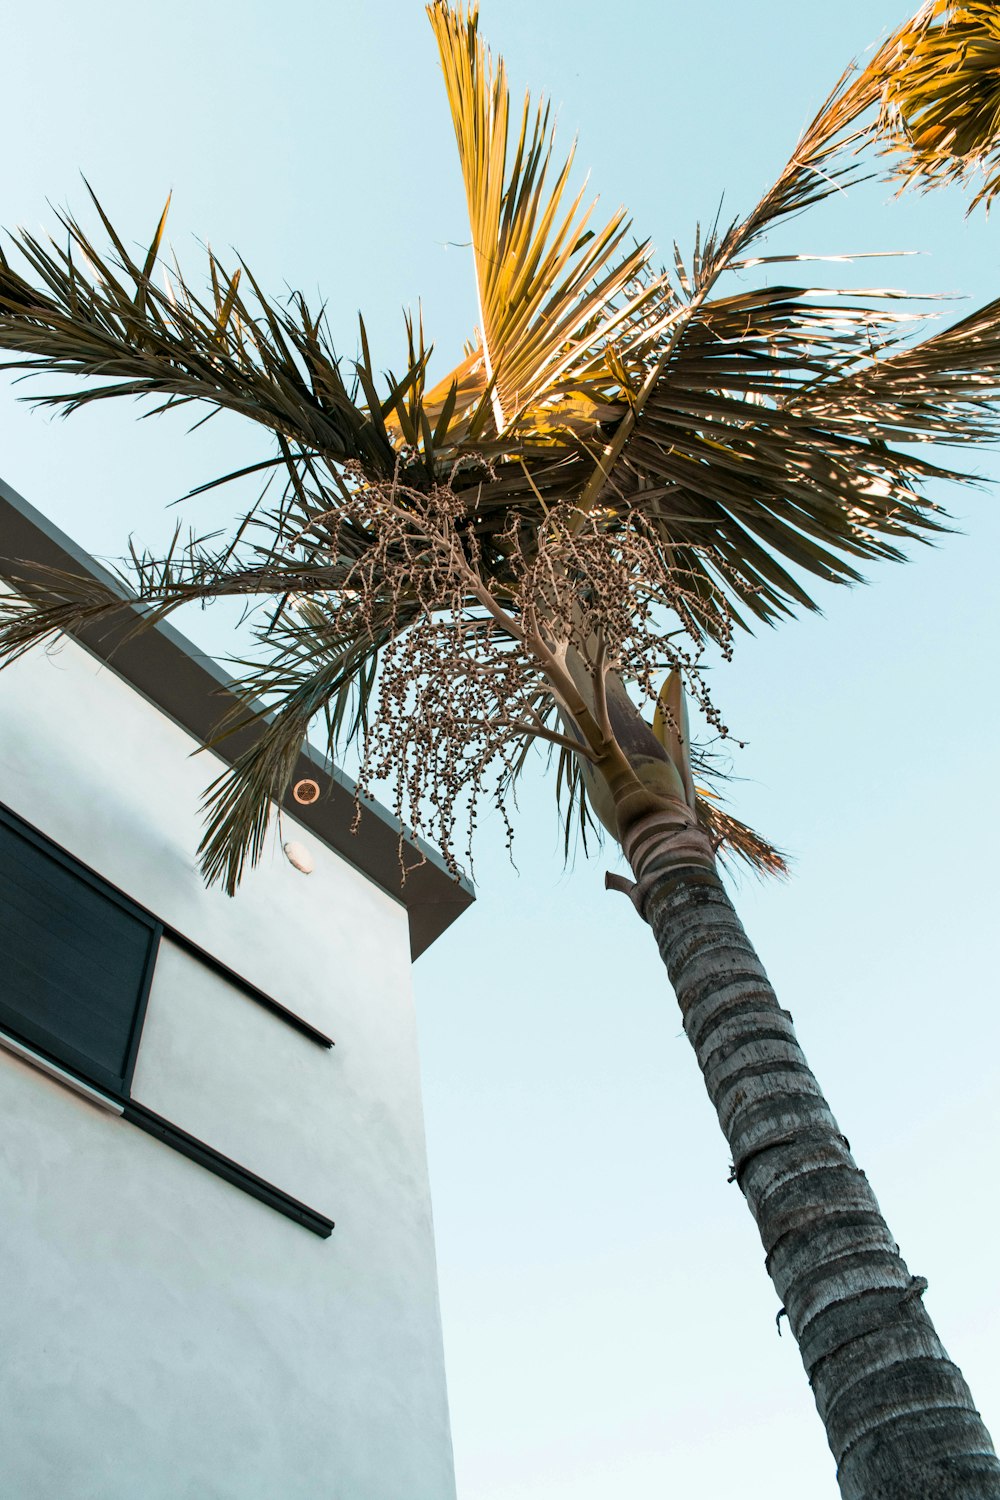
xmin=123 ymin=1100 xmax=334 ymax=1239
xmin=160 ymin=926 xmax=334 ymax=1050
xmin=0 ymin=801 xmax=333 ymax=1050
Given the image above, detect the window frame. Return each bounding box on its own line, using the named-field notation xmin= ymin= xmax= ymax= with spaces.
xmin=0 ymin=799 xmax=335 ymax=1237
xmin=0 ymin=802 xmax=161 ymax=1099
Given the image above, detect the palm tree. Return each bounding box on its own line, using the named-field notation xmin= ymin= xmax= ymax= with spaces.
xmin=2 ymin=4 xmax=1000 ymax=1492
xmin=868 ymin=1 xmax=1000 ymax=212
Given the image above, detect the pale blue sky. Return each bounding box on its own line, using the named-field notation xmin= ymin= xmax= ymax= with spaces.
xmin=3 ymin=4 xmax=999 ymax=1497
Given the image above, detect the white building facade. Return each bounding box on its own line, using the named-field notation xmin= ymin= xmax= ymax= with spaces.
xmin=0 ymin=477 xmax=472 ymax=1499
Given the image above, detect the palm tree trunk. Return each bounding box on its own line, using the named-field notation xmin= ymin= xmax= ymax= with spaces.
xmin=620 ymin=812 xmax=1000 ymax=1499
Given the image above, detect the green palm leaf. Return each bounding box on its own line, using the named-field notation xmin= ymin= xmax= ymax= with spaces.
xmin=0 ymin=187 xmax=417 ymax=477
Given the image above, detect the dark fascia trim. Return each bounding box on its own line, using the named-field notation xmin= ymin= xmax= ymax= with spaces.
xmin=0 ymin=798 xmax=334 ymax=1051
xmin=0 ymin=475 xmax=475 ymax=959
xmin=124 ymin=1100 xmax=335 ymax=1239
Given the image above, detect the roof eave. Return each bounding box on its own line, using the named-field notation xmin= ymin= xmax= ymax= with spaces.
xmin=0 ymin=475 xmax=475 ymax=959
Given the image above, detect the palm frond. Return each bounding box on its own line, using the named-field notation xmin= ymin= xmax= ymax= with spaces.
xmin=427 ymin=1 xmax=667 ymax=438
xmin=573 ymin=45 xmax=883 ymax=501
xmin=0 ymin=188 xmax=419 ymax=478
xmin=598 ymin=279 xmax=995 ymax=627
xmin=197 ymin=625 xmax=392 ymax=894
xmin=459 ymin=265 xmax=1000 ymax=638
xmin=0 ymin=538 xmax=356 ymax=665
xmin=525 ymin=46 xmax=996 ymax=630
xmin=713 ymin=59 xmax=883 ymax=267
xmin=568 ymin=55 xmax=1000 ymax=625
xmin=6 ymin=3 xmax=1000 ymax=900
xmin=194 ymin=584 xmax=419 ymax=895
xmin=868 ymin=1 xmax=1000 ymax=211
xmin=697 ymin=800 xmax=789 ymax=880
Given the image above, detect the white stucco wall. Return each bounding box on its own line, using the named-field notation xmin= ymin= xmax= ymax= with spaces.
xmin=0 ymin=632 xmax=456 ymax=1500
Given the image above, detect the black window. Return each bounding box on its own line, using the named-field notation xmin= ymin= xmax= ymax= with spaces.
xmin=0 ymin=805 xmax=159 ymax=1097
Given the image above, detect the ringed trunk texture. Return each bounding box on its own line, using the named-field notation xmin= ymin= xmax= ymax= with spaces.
xmin=622 ymin=812 xmax=1000 ymax=1499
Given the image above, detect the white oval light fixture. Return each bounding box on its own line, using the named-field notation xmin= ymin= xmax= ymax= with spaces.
xmin=283 ymin=840 xmax=314 ymax=875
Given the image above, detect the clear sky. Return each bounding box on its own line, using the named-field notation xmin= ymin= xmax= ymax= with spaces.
xmin=3 ymin=3 xmax=999 ymax=1497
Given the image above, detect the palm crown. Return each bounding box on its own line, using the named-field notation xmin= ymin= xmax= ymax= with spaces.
xmin=2 ymin=1 xmax=1000 ymax=891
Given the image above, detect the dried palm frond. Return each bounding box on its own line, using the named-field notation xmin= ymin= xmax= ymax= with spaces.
xmin=867 ymin=1 xmax=1000 ymax=212
xmin=426 ymin=0 xmax=670 ymax=441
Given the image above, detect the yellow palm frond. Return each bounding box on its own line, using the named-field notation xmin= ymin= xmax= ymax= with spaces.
xmin=427 ymin=1 xmax=665 ymax=439
xmin=869 ymin=1 xmax=1000 ymax=211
